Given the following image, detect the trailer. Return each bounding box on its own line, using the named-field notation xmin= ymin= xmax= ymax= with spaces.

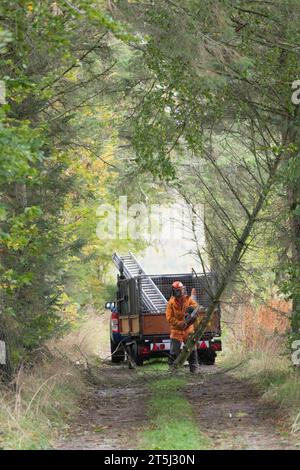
xmin=106 ymin=252 xmax=221 ymax=366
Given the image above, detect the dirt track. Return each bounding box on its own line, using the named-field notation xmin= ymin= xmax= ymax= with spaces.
xmin=56 ymin=365 xmax=148 ymax=450
xmin=55 ymin=362 xmax=299 ymax=450
xmin=185 ymin=366 xmax=298 ymax=450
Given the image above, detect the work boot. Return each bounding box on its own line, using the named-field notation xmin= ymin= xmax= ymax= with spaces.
xmin=188 ymin=348 xmax=199 ymax=373
xmin=168 ymin=354 xmax=177 ymax=370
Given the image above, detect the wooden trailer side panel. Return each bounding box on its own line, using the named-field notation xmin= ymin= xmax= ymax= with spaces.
xmin=142 ymin=314 xmax=170 ymax=335
xmin=119 ymin=315 xmax=140 ymax=335
xmin=119 ymin=312 xmax=220 ymax=336
xmin=136 ymin=311 xmax=220 ymax=336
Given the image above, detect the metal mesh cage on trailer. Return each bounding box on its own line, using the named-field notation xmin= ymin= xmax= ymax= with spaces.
xmin=151 ymin=273 xmax=217 ymax=311
xmin=117 ymin=272 xmax=219 ymax=316
xmin=113 ymin=253 xmax=219 ymax=316
xmin=133 ymin=273 xmax=218 ymax=315
xmin=117 ymin=277 xmax=141 ymax=316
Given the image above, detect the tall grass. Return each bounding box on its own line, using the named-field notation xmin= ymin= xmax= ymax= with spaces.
xmin=0 ymin=311 xmax=106 ymax=450
xmin=220 ymin=297 xmax=300 ymax=433
xmin=0 ymin=360 xmax=87 ymax=449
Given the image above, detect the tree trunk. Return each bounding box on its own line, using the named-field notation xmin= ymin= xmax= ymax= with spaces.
xmin=289 ymin=181 xmax=300 ymax=335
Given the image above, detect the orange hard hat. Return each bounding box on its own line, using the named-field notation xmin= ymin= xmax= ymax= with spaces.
xmin=172 ymin=281 xmax=184 ymax=289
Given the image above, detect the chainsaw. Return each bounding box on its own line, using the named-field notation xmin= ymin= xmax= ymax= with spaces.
xmin=184 ymin=305 xmax=206 ymax=327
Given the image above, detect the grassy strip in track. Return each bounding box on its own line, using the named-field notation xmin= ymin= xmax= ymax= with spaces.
xmin=139 ymin=375 xmax=211 ymax=450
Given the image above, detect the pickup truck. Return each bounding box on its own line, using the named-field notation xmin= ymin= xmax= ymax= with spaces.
xmin=105 ymin=252 xmax=222 ymax=366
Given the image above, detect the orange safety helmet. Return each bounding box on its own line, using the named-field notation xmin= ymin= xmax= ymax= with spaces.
xmin=172 ymin=280 xmax=185 ymax=298
xmin=172 ymin=281 xmax=184 ymax=289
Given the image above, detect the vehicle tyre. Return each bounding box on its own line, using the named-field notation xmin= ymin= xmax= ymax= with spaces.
xmin=110 ymin=340 xmax=125 ymax=363
xmin=198 ymin=348 xmax=216 ymax=365
xmin=131 ymin=342 xmax=144 ymax=366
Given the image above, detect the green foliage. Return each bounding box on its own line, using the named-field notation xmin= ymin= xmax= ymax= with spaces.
xmin=0 ymin=116 xmax=43 ymax=183
xmin=0 ymin=1 xmax=141 ymax=371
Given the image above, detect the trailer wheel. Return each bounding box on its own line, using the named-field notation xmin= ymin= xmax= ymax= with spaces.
xmin=198 ymin=348 xmax=216 ymax=365
xmin=110 ymin=340 xmax=125 ymax=363
xmin=131 ymin=342 xmax=144 ymax=366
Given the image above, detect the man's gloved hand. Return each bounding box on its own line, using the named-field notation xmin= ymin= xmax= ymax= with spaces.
xmin=178 ymin=320 xmax=188 ymax=330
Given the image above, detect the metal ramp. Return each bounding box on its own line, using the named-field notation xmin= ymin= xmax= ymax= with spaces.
xmin=112 ymin=252 xmax=167 ymax=313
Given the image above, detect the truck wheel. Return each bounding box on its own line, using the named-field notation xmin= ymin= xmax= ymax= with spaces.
xmin=198 ymin=348 xmax=216 ymax=365
xmin=131 ymin=343 xmax=144 ymax=366
xmin=110 ymin=340 xmax=125 ymax=363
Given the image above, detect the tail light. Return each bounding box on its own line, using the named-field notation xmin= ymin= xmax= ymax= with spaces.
xmin=111 ymin=312 xmax=119 ymax=333
xmin=211 ymin=340 xmax=222 ymax=351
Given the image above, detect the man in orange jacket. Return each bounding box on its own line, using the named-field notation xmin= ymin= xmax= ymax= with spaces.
xmin=166 ymin=281 xmax=200 ymax=373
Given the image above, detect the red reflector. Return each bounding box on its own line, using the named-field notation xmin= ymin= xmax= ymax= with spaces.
xmin=212 ymin=341 xmax=222 ymax=351
xmin=111 ymin=312 xmax=119 ymax=332
xmin=199 ymin=341 xmax=207 ymax=349
xmin=159 ymin=344 xmax=165 ymax=350
xmin=152 ymin=344 xmax=159 ymax=351
xmin=140 ymin=346 xmax=150 ymax=356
